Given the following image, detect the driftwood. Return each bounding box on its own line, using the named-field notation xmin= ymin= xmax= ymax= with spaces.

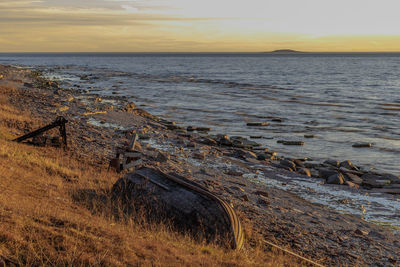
xmin=109 ymin=134 xmax=142 ymax=172
xmin=112 ymin=167 xmax=244 ymax=249
xmin=13 ymin=116 xmax=68 ymax=149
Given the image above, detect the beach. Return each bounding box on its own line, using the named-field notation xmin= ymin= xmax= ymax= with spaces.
xmin=1 ymin=64 xmax=399 ymax=266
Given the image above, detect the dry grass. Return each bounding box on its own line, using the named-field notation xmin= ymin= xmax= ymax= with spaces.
xmin=0 ymin=82 xmax=304 ymax=266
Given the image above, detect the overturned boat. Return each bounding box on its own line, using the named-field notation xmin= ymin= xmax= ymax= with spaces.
xmin=112 ymin=167 xmax=244 ymax=249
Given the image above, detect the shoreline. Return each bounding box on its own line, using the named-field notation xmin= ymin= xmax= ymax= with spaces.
xmin=1 ymin=64 xmax=400 ymax=266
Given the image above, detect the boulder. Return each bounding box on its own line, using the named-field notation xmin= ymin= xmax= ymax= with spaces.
xmin=361 ymin=173 xmax=389 ymax=188
xmin=345 ymin=181 xmax=360 ymax=189
xmin=298 ymin=168 xmax=311 ymax=177
xmin=318 ymin=168 xmax=338 ymax=179
xmin=344 ymin=172 xmax=363 ymax=185
xmin=339 ymin=160 xmax=358 ymax=171
xmin=327 ymin=173 xmax=345 ymax=185
xmin=324 ymin=159 xmax=339 ymax=168
xmin=280 ymin=159 xmax=296 ymax=170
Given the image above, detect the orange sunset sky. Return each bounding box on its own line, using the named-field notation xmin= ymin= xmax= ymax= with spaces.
xmin=1 ymin=0 xmax=400 ymax=52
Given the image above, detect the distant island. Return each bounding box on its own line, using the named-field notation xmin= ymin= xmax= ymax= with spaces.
xmin=266 ymin=49 xmax=305 ymax=54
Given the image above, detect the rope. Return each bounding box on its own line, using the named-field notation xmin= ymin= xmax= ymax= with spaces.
xmin=263 ymin=239 xmax=325 ymax=267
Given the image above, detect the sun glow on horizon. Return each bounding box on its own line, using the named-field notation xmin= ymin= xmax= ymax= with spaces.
xmin=1 ymin=0 xmax=400 ymax=52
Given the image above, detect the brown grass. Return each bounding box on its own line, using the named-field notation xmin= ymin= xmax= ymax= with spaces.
xmin=0 ymin=83 xmax=304 ymax=266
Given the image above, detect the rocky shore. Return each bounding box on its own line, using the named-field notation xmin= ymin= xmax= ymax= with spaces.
xmin=1 ymin=65 xmax=399 ymax=266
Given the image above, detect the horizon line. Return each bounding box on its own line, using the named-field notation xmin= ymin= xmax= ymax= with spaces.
xmin=2 ymin=51 xmax=400 ymax=54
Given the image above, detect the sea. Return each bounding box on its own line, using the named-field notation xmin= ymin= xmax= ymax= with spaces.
xmin=1 ymin=52 xmax=400 ymax=175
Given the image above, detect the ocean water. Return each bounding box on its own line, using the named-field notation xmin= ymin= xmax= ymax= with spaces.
xmin=1 ymin=52 xmax=400 ymax=175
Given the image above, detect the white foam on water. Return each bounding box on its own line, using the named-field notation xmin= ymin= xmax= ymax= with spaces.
xmin=258 ymin=172 xmax=400 ymax=229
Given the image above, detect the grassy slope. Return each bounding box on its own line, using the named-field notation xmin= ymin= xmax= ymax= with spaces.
xmin=0 ymin=82 xmax=301 ymax=266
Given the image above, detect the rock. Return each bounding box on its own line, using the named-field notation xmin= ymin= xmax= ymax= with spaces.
xmin=280 ymin=159 xmax=296 ymax=170
xmin=187 ymin=126 xmax=196 ymax=131
xmin=244 ymin=151 xmax=257 ymax=160
xmin=318 ymin=168 xmax=338 ymax=179
xmin=345 ymin=181 xmax=359 ymax=189
xmin=218 ymin=135 xmax=233 ymax=146
xmin=187 ymin=142 xmax=196 ymax=148
xmin=253 ymin=147 xmax=269 ymax=152
xmin=224 ymin=170 xmax=243 ymax=176
xmin=257 ymin=196 xmax=270 ymax=206
xmin=253 ymin=190 xmax=269 ymax=197
xmin=344 ymin=173 xmax=363 ymax=185
xmin=282 ymin=141 xmax=305 ymax=146
xmin=199 ymin=137 xmax=217 ymax=146
xmin=338 ymin=167 xmax=363 ymax=176
xmin=240 ymin=194 xmax=249 ymax=201
xmin=196 ymin=127 xmax=211 ymax=132
xmin=354 ymin=229 xmax=368 ymax=236
xmin=310 ymin=169 xmax=319 ymax=177
xmin=352 ymin=142 xmax=372 ymax=148
xmin=256 ymin=154 xmax=267 ymax=161
xmin=369 ymin=188 xmax=400 ymax=194
xmin=339 ymin=160 xmax=358 ymax=171
xmin=380 ymin=173 xmax=400 ymax=184
xmin=327 ymin=173 xmax=345 ymax=184
xmin=304 ymin=134 xmax=315 ymax=138
xmin=298 ymin=168 xmax=311 ymax=177
xmin=250 ymin=136 xmax=263 ymax=139
xmin=361 ymin=173 xmax=388 ymax=188
xmin=230 ymin=186 xmax=245 ymax=192
xmin=193 ymin=152 xmax=206 ymax=160
xmin=230 ymin=136 xmax=260 ymax=148
xmin=324 ymin=159 xmax=340 ymax=168
xmin=271 ymin=118 xmax=283 ymax=122
xmin=293 ymin=159 xmax=305 ymax=168
xmin=304 ymin=162 xmax=320 ymax=169
xmin=156 ymin=152 xmax=169 ymax=162
xmin=246 ymin=122 xmax=269 ymax=126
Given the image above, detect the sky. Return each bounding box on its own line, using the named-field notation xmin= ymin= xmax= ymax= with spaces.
xmin=1 ymin=0 xmax=400 ymax=52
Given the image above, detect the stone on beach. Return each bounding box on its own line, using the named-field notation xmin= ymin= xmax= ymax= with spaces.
xmin=318 ymin=168 xmax=338 ymax=179
xmin=361 ymin=173 xmax=389 ymax=188
xmin=324 ymin=159 xmax=340 ymax=168
xmin=352 ymin=142 xmax=372 ymax=148
xmin=343 ymin=173 xmax=363 ymax=185
xmin=279 ymin=159 xmax=296 ymax=170
xmin=277 ymin=140 xmax=305 ymax=146
xmin=339 ymin=160 xmax=358 ymax=171
xmin=327 ymin=173 xmax=345 ymax=185
xmin=298 ymin=168 xmax=311 ymax=177
xmin=246 ymin=122 xmax=269 ymax=126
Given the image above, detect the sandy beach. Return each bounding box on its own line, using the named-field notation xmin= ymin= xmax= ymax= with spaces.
xmin=1 ymin=64 xmax=399 ymax=266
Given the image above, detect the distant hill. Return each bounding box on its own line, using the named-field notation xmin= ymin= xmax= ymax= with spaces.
xmin=267 ymin=49 xmax=305 ymax=54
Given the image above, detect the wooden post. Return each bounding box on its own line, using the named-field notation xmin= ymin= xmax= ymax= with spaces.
xmin=128 ymin=133 xmax=138 ymax=151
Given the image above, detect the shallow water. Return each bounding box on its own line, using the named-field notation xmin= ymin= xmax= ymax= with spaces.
xmin=1 ymin=52 xmax=400 ymax=174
